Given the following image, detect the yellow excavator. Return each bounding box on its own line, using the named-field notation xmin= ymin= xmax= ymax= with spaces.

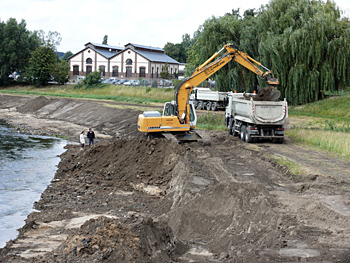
xmin=137 ymin=43 xmax=279 ymax=142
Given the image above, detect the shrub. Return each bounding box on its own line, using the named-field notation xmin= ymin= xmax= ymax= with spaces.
xmin=84 ymin=71 xmax=102 ymax=87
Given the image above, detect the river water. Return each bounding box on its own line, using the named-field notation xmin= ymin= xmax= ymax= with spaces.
xmin=0 ymin=121 xmax=67 ymax=248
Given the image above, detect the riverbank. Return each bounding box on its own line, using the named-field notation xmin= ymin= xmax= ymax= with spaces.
xmin=1 ymin=93 xmax=350 ymax=262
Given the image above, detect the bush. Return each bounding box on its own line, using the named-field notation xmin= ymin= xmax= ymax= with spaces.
xmin=84 ymin=71 xmax=102 ymax=87
xmin=151 ymin=80 xmax=158 ymax=88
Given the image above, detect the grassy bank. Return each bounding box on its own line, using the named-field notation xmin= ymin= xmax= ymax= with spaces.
xmin=0 ymin=84 xmax=174 ymax=104
xmin=287 ymin=93 xmax=350 ymax=159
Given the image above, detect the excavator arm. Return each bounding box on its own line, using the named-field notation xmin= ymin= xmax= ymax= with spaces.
xmin=174 ymin=43 xmax=279 ymax=125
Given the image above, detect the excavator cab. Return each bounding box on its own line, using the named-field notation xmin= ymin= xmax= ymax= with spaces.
xmin=163 ymin=101 xmax=197 ymax=128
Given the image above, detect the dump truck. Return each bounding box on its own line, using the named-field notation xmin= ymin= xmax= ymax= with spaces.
xmin=190 ymin=88 xmax=228 ymax=111
xmin=225 ymin=91 xmax=288 ymax=143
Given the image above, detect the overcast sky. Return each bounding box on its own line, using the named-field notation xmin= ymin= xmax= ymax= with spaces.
xmin=1 ymin=0 xmax=350 ymax=54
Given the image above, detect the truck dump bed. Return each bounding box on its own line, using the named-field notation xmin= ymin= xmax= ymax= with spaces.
xmin=227 ymin=93 xmax=288 ymax=125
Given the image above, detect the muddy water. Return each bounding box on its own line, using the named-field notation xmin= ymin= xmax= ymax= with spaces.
xmin=0 ymin=122 xmax=67 ymax=248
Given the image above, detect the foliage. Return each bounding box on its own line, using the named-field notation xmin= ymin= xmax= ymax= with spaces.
xmin=103 ymin=35 xmax=108 ymax=45
xmin=62 ymin=51 xmax=73 ymax=61
xmin=0 ymin=18 xmax=40 ymax=85
xmin=257 ymin=0 xmax=350 ymax=105
xmin=185 ymin=0 xmax=350 ymax=105
xmin=151 ymin=80 xmax=158 ymax=88
xmin=83 ymin=70 xmax=102 ymax=87
xmin=52 ymin=59 xmax=70 ymax=84
xmin=35 ymin=30 xmax=62 ymax=48
xmin=26 ymin=45 xmax=58 ymax=85
xmin=160 ymin=63 xmax=171 ymax=79
xmin=163 ymin=33 xmax=193 ymax=63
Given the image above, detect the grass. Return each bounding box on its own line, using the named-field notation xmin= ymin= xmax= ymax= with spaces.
xmin=286 ymin=129 xmax=350 ymax=158
xmin=267 ymin=154 xmax=307 ymax=176
xmin=0 ymin=84 xmax=174 ymax=104
xmin=197 ymin=112 xmax=226 ymax=131
xmin=287 ymin=93 xmax=350 ymax=159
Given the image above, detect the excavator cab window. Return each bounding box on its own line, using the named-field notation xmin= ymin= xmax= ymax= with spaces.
xmin=163 ymin=102 xmax=175 ymax=116
xmin=189 ymin=103 xmax=195 ymax=122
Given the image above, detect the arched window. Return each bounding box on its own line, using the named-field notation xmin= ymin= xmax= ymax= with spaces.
xmin=126 ymin=59 xmax=133 ymax=65
xmin=86 ymin=58 xmax=92 ymax=64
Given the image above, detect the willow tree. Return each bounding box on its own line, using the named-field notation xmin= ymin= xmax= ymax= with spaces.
xmin=186 ymin=9 xmax=275 ymax=92
xmin=186 ymin=11 xmax=243 ymax=92
xmin=257 ymin=0 xmax=350 ymax=105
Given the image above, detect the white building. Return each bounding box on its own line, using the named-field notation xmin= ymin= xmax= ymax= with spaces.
xmin=68 ymin=42 xmax=180 ymax=81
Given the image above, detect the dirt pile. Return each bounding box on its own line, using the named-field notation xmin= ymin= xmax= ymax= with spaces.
xmin=1 ymin=94 xmax=350 ymax=262
xmin=37 ymin=216 xmax=185 ymax=263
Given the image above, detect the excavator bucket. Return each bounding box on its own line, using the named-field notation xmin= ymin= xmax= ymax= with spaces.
xmin=254 ymin=86 xmax=281 ymax=101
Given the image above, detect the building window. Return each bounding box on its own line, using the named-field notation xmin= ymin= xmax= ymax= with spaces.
xmin=126 ymin=59 xmax=132 ymax=65
xmin=156 ymin=67 xmax=159 ymax=79
xmin=99 ymin=66 xmax=105 ymax=77
xmin=139 ymin=67 xmax=146 ymax=78
xmin=73 ymin=66 xmax=79 ymax=75
xmin=86 ymin=58 xmax=92 ymax=64
xmin=112 ymin=66 xmax=119 ymax=77
xmin=86 ymin=66 xmax=92 ymax=76
xmin=126 ymin=67 xmax=132 ymax=78
xmin=151 ymin=67 xmax=154 ymax=78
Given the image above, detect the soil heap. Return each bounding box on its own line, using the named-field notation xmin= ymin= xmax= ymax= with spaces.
xmin=0 ymin=94 xmax=350 ymax=262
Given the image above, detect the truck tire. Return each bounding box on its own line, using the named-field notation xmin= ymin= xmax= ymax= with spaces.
xmin=206 ymin=102 xmax=211 ymax=111
xmin=211 ymin=102 xmax=218 ymax=111
xmin=245 ymin=127 xmax=253 ymax=143
xmin=197 ymin=101 xmax=203 ymax=110
xmin=240 ymin=125 xmax=246 ymax=141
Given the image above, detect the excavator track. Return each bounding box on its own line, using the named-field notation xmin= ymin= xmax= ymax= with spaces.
xmin=161 ymin=130 xmax=211 ymax=145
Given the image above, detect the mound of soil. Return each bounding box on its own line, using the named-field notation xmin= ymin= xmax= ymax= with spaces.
xmin=1 ymin=94 xmax=350 ymax=263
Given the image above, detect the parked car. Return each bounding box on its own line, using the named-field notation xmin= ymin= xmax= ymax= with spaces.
xmin=102 ymin=78 xmax=118 ymax=84
xmin=116 ymin=79 xmax=127 ymax=85
xmin=124 ymin=80 xmax=140 ymax=86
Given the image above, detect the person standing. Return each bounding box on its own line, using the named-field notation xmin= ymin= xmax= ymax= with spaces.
xmin=87 ymin=128 xmax=95 ymax=146
xmin=80 ymin=131 xmax=85 ymax=149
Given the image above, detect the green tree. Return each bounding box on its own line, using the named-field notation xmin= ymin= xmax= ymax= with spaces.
xmin=160 ymin=63 xmax=171 ymax=79
xmin=52 ymin=59 xmax=69 ymax=84
xmin=102 ymin=35 xmax=108 ymax=45
xmin=26 ymin=45 xmax=57 ymax=85
xmin=84 ymin=70 xmax=102 ymax=86
xmin=257 ymin=0 xmax=350 ymax=105
xmin=62 ymin=51 xmax=73 ymax=61
xmin=36 ymin=30 xmax=62 ymax=48
xmin=163 ymin=34 xmax=194 ymax=63
xmin=0 ymin=18 xmax=40 ymax=85
xmin=186 ymin=12 xmax=243 ymax=91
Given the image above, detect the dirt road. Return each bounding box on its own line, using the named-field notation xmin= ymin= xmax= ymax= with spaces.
xmin=0 ymin=94 xmax=349 ymax=262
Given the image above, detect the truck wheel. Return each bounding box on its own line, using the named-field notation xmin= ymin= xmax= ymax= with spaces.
xmin=245 ymin=127 xmax=253 ymax=143
xmin=211 ymin=102 xmax=218 ymax=111
xmin=206 ymin=102 xmax=212 ymax=111
xmin=240 ymin=125 xmax=246 ymax=141
xmin=197 ymin=101 xmax=203 ymax=110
